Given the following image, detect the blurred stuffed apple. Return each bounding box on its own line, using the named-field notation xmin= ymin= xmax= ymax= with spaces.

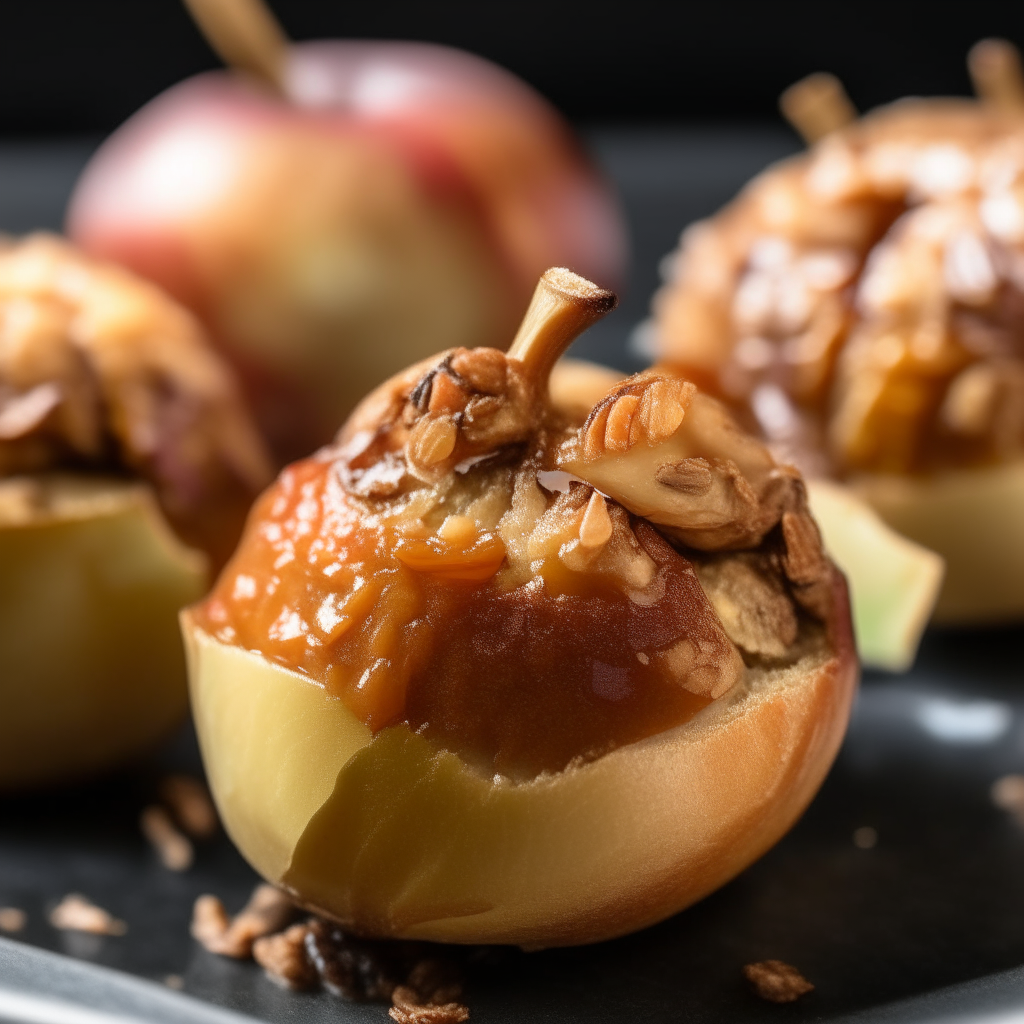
xmin=649 ymin=41 xmax=1024 ymax=654
xmin=67 ymin=0 xmax=627 ymax=463
xmin=0 ymin=233 xmax=271 ymax=789
xmin=184 ymin=269 xmax=856 ymax=948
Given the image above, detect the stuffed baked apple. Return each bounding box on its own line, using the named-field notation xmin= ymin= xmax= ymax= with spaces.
xmin=650 ymin=41 xmax=1024 ymax=635
xmin=67 ymin=0 xmax=627 ymax=462
xmin=0 ymin=234 xmax=270 ymax=789
xmin=184 ymin=269 xmax=856 ymax=948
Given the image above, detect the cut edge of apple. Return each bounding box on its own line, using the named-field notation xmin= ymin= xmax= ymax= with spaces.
xmin=806 ymin=478 xmax=944 ymax=672
xmin=0 ymin=473 xmax=208 ymax=790
xmin=183 ymin=597 xmax=856 ymax=948
xmin=849 ymin=460 xmax=1024 ymax=625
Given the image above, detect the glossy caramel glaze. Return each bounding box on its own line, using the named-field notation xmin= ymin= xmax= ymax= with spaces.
xmin=196 ymin=455 xmax=731 ymax=779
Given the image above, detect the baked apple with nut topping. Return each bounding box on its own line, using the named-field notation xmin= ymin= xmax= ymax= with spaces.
xmin=650 ymin=41 xmax=1024 ymax=652
xmin=184 ymin=269 xmax=856 ymax=947
xmin=0 ymin=233 xmax=271 ymax=789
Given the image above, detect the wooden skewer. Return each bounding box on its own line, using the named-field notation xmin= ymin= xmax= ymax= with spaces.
xmin=968 ymin=39 xmax=1024 ymax=112
xmin=182 ymin=0 xmax=289 ymax=95
xmin=779 ymin=73 xmax=858 ymax=145
xmin=507 ymin=268 xmax=617 ymax=390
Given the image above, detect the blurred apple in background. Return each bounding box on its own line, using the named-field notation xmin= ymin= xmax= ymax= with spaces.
xmin=67 ymin=0 xmax=627 ymax=462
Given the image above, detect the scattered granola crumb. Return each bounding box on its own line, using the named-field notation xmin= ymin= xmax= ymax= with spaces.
xmin=0 ymin=907 xmax=26 ymax=933
xmin=191 ymin=885 xmax=295 ymax=958
xmin=743 ymin=960 xmax=814 ymax=1003
xmin=163 ymin=974 xmax=184 ymax=990
xmin=852 ymin=825 xmax=878 ymax=849
xmin=140 ymin=805 xmax=194 ymax=871
xmin=253 ymin=924 xmax=318 ymax=990
xmin=160 ymin=775 xmax=219 ymax=839
xmin=191 ymin=895 xmax=231 ymax=949
xmin=304 ymin=919 xmax=398 ymax=1001
xmin=49 ymin=895 xmax=127 ymax=936
xmin=992 ymin=774 xmax=1024 ymax=824
xmin=389 ymin=985 xmax=470 ymax=1024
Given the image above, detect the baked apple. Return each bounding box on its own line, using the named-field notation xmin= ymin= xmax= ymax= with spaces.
xmin=0 ymin=233 xmax=270 ymax=789
xmin=650 ymin=40 xmax=1024 ymax=638
xmin=67 ymin=0 xmax=627 ymax=463
xmin=184 ymin=268 xmax=857 ymax=948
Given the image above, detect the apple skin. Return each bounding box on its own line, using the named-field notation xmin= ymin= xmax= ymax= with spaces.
xmin=67 ymin=42 xmax=628 ymax=462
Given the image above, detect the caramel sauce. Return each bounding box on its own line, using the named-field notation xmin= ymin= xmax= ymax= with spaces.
xmin=196 ymin=455 xmax=727 ymax=778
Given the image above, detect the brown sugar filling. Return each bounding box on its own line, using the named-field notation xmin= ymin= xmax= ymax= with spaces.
xmin=196 ymin=456 xmax=729 ymax=779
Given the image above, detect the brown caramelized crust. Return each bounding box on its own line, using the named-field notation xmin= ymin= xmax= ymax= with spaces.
xmin=195 ymin=270 xmax=838 ymax=779
xmin=653 ymin=99 xmax=1024 ymax=477
xmin=0 ymin=234 xmax=271 ymax=563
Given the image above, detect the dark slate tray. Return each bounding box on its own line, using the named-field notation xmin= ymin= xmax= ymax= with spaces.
xmin=4 ymin=128 xmax=1024 ymax=1024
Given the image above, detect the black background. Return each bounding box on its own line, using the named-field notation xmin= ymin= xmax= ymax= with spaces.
xmin=3 ymin=1 xmax=1024 ymax=136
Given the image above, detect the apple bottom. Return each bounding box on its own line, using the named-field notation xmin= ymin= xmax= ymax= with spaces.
xmin=852 ymin=460 xmax=1024 ymax=624
xmin=184 ymin=601 xmax=856 ymax=949
xmin=0 ymin=475 xmax=208 ymax=790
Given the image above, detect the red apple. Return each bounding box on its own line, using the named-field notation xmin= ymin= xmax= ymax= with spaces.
xmin=67 ymin=39 xmax=627 ymax=462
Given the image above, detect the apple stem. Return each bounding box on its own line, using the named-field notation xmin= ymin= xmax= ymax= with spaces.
xmin=779 ymin=73 xmax=857 ymax=145
xmin=507 ymin=268 xmax=617 ymax=392
xmin=969 ymin=39 xmax=1024 ymax=111
xmin=182 ymin=0 xmax=289 ymax=95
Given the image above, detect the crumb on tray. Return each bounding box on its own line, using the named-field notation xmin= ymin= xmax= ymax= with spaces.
xmin=49 ymin=894 xmax=126 ymax=936
xmin=0 ymin=907 xmax=26 ymax=933
xmin=140 ymin=805 xmax=194 ymax=872
xmin=160 ymin=774 xmax=219 ymax=839
xmin=743 ymin=959 xmax=814 ymax=1003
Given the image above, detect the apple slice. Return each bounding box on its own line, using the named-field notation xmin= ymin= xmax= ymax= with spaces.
xmin=0 ymin=474 xmax=207 ymax=790
xmin=852 ymin=462 xmax=1024 ymax=624
xmin=806 ymin=479 xmax=944 ymax=672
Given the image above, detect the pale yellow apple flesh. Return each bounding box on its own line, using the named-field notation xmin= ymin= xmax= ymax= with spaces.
xmin=0 ymin=474 xmax=207 ymax=789
xmin=184 ymin=607 xmax=856 ymax=948
xmin=851 ymin=461 xmax=1024 ymax=624
xmin=806 ymin=479 xmax=944 ymax=671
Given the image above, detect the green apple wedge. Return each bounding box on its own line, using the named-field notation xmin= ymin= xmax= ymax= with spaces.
xmin=806 ymin=479 xmax=944 ymax=672
xmin=0 ymin=474 xmax=207 ymax=789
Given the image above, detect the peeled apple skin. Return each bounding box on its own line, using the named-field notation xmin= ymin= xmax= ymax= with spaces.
xmin=852 ymin=461 xmax=1024 ymax=624
xmin=0 ymin=476 xmax=207 ymax=790
xmin=183 ymin=570 xmax=856 ymax=948
xmin=67 ymin=42 xmax=627 ymax=462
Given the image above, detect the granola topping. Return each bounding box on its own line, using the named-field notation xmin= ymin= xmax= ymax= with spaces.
xmin=0 ymin=234 xmax=271 ymax=561
xmin=654 ymin=101 xmax=1024 ymax=477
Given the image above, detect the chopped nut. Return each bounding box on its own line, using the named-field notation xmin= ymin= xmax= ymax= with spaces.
xmin=140 ymin=805 xmax=194 ymax=872
xmin=578 ymin=490 xmax=613 ymax=549
xmin=49 ymin=895 xmax=126 ymax=936
xmin=159 ymin=774 xmax=218 ymax=839
xmin=390 ymin=985 xmax=470 ymax=1024
xmin=191 ymin=884 xmax=295 ymax=958
xmin=0 ymin=907 xmax=26 ymax=933
xmin=655 ymin=457 xmax=713 ymax=495
xmin=409 ymin=415 xmax=458 ymax=468
xmin=253 ymin=923 xmax=318 ymax=990
xmin=695 ymin=554 xmax=798 ymax=659
xmin=992 ymin=773 xmax=1024 ymax=824
xmin=743 ymin=960 xmax=814 ymax=1003
xmin=190 ymin=895 xmax=231 ymax=949
xmin=603 ymin=394 xmax=640 ymax=451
